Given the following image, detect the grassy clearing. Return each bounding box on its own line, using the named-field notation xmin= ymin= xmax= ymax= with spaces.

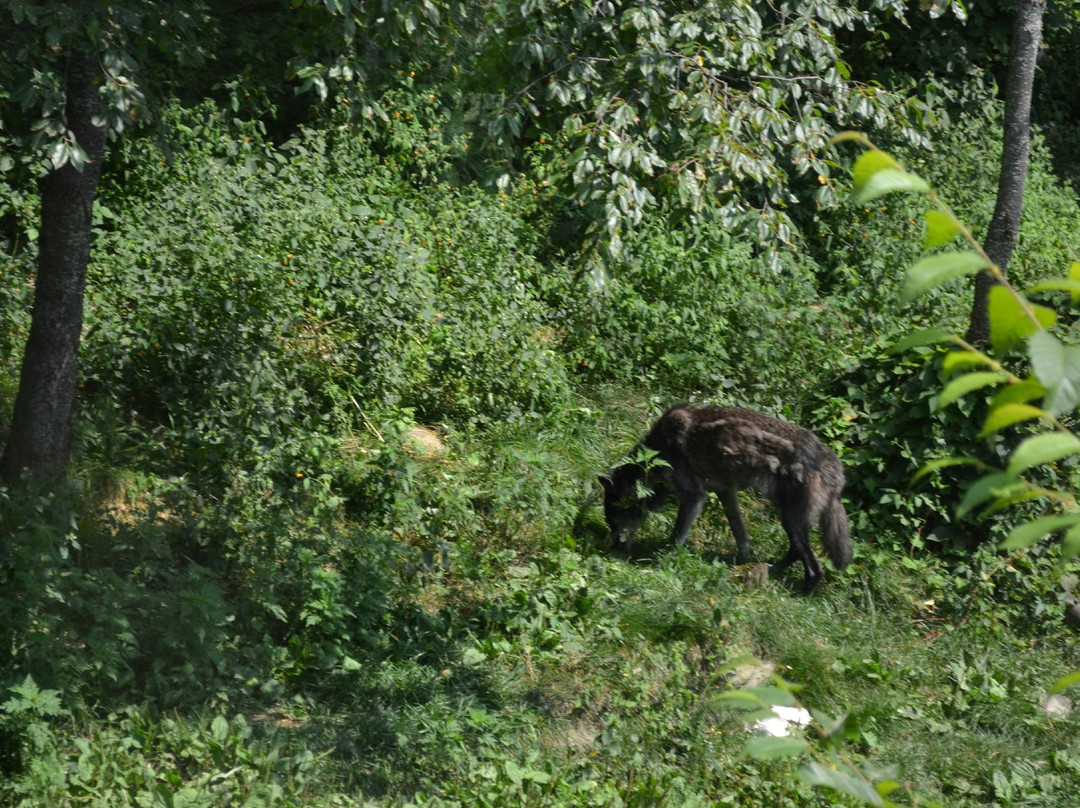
xmin=229 ymin=532 xmax=1080 ymax=806
xmin=5 ymin=390 xmax=1079 ymax=807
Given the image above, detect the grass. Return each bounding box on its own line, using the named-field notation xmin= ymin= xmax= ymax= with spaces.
xmin=271 ymin=528 xmax=1079 ymax=807
xmin=8 ymin=536 xmax=1080 ymax=807
xmin=4 ymin=394 xmax=1080 ymax=807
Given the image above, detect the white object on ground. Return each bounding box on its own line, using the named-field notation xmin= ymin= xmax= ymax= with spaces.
xmin=748 ymin=705 xmax=812 ymax=737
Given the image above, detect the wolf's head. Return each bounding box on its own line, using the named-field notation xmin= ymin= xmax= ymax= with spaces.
xmin=597 ymin=463 xmax=649 ymax=547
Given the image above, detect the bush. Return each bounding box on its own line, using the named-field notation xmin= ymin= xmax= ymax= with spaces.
xmin=556 ymin=218 xmax=863 ymax=402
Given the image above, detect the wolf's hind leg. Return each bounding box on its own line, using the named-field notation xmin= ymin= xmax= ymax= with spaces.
xmin=776 ymin=494 xmax=823 ymax=595
xmin=719 ymin=489 xmax=753 ymax=564
xmin=769 ymin=545 xmax=799 ymax=573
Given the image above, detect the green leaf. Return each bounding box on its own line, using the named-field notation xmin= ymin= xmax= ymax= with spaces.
xmin=798 ymin=761 xmax=885 ymax=807
xmin=901 ymin=252 xmax=988 ymax=304
xmin=982 ymin=486 xmax=1051 ymax=515
xmin=937 ymin=371 xmax=1007 ymax=410
xmin=830 ymin=131 xmax=872 ymax=146
xmin=1029 ymin=330 xmax=1064 ymax=385
xmin=211 ymin=715 xmax=230 ymax=742
xmin=979 ymin=403 xmax=1044 ymax=437
xmin=910 ymin=456 xmax=983 ymax=484
xmin=713 ymin=691 xmax=765 ymax=710
xmin=942 ymin=350 xmax=995 ymax=378
xmin=957 ymin=472 xmax=1006 ymax=518
xmin=999 ymin=513 xmax=1080 ymax=549
xmin=1026 ymin=278 xmax=1080 ymax=303
xmin=991 ymin=377 xmax=1047 ymax=408
xmin=923 ymin=209 xmax=961 ymax=248
xmin=889 ymin=327 xmax=954 ymax=353
xmin=715 ymin=654 xmax=765 ymax=674
xmin=341 ymin=656 xmax=362 ymax=671
xmin=461 ymin=647 xmax=487 ymax=666
xmin=1028 ymin=331 xmax=1080 ymax=415
xmin=745 ymin=686 xmax=796 ymax=707
xmin=744 ymin=736 xmax=809 ymax=761
xmin=852 ymin=149 xmax=902 ymax=190
xmin=1064 ymin=522 xmax=1080 ymax=561
xmin=1005 ymin=432 xmax=1080 ymax=479
xmin=989 ymin=285 xmax=1057 ymax=353
xmin=854 ymin=168 xmax=930 ymax=204
xmin=1050 ymin=671 xmax=1080 ymax=694
xmin=876 ymin=780 xmax=904 ymax=799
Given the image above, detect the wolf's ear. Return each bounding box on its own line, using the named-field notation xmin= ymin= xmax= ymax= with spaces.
xmin=597 ymin=474 xmax=613 ymax=494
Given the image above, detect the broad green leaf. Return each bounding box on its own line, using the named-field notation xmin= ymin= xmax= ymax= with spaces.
xmin=211 ymin=715 xmax=229 ymax=742
xmin=713 ymin=691 xmax=765 ymax=709
xmin=901 ymin=252 xmax=988 ymax=304
xmin=1050 ymin=670 xmax=1080 ymax=694
xmin=504 ymin=760 xmax=551 ymax=784
xmin=982 ymin=486 xmax=1051 ymax=515
xmin=991 ymin=377 xmax=1047 ymax=408
xmin=746 ymin=686 xmax=796 ymax=707
xmin=942 ymin=350 xmax=995 ymax=378
xmin=830 ymin=130 xmax=871 ymax=146
xmin=876 ymin=780 xmax=904 ymax=799
xmin=715 ymin=654 xmax=765 ymax=674
xmin=910 ymin=456 xmax=983 ymax=484
xmin=852 ymin=149 xmax=902 ymax=191
xmin=1028 ymin=331 xmax=1080 ymax=415
xmin=341 ymin=655 xmax=362 ymax=671
xmin=68 ymin=142 xmax=87 ymax=172
xmin=1026 ymin=278 xmax=1080 ymax=303
xmin=1028 ymin=330 xmax=1064 ymax=385
xmin=923 ymin=209 xmax=961 ymax=248
xmin=957 ymin=472 xmax=1006 ymax=518
xmin=809 ymin=709 xmax=847 ymax=740
xmin=889 ymin=327 xmax=954 ymax=353
xmin=1045 ymin=349 xmax=1080 ymax=415
xmin=989 ymin=285 xmax=1057 ymax=353
xmin=798 ymin=761 xmax=885 ymax=807
xmin=744 ymin=736 xmax=809 ymax=761
xmin=1064 ymin=522 xmax=1080 ymax=561
xmin=979 ymin=403 xmax=1044 ymax=437
xmin=937 ymin=371 xmax=1007 ymax=410
xmin=460 ymin=647 xmax=487 ymax=666
xmin=854 ymin=168 xmax=930 ymax=204
xmin=999 ymin=513 xmax=1080 ymax=549
xmin=1005 ymin=432 xmax=1080 ymax=479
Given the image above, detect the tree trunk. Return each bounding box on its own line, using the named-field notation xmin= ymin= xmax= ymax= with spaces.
xmin=967 ymin=0 xmax=1045 ymax=344
xmin=0 ymin=50 xmax=106 ymax=483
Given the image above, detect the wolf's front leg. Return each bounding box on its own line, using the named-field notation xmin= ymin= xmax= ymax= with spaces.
xmin=719 ymin=489 xmax=753 ymax=564
xmin=671 ymin=491 xmax=707 ymax=546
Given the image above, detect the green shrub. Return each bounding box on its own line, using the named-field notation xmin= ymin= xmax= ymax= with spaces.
xmin=2 ymin=702 xmax=314 ymax=807
xmin=557 ymin=218 xmax=861 ymax=401
xmin=86 ymin=102 xmax=571 ymax=457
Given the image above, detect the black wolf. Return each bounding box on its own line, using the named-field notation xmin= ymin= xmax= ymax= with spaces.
xmin=598 ymin=405 xmax=851 ymax=595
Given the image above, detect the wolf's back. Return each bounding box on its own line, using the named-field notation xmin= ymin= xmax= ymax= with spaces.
xmin=643 ymin=406 xmax=697 ymax=453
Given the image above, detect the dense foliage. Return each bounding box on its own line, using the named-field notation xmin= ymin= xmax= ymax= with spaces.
xmin=2 ymin=0 xmax=1080 ymax=805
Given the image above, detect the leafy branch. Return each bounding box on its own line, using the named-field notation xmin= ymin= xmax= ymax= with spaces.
xmin=832 ymin=130 xmax=1080 ymax=558
xmin=724 ymin=129 xmax=1080 ymax=807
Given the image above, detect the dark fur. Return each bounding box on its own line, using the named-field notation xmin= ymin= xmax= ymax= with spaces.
xmin=598 ymin=405 xmax=851 ymax=595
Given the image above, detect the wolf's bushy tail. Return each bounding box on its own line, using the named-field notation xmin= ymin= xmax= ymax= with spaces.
xmin=820 ymin=495 xmax=852 ymax=570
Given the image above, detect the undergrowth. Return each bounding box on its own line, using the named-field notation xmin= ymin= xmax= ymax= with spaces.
xmin=2 ymin=94 xmax=1080 ymax=806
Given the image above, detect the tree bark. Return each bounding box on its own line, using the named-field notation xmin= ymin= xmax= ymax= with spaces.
xmin=966 ymin=0 xmax=1045 ymax=344
xmin=0 ymin=50 xmax=106 ymax=483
